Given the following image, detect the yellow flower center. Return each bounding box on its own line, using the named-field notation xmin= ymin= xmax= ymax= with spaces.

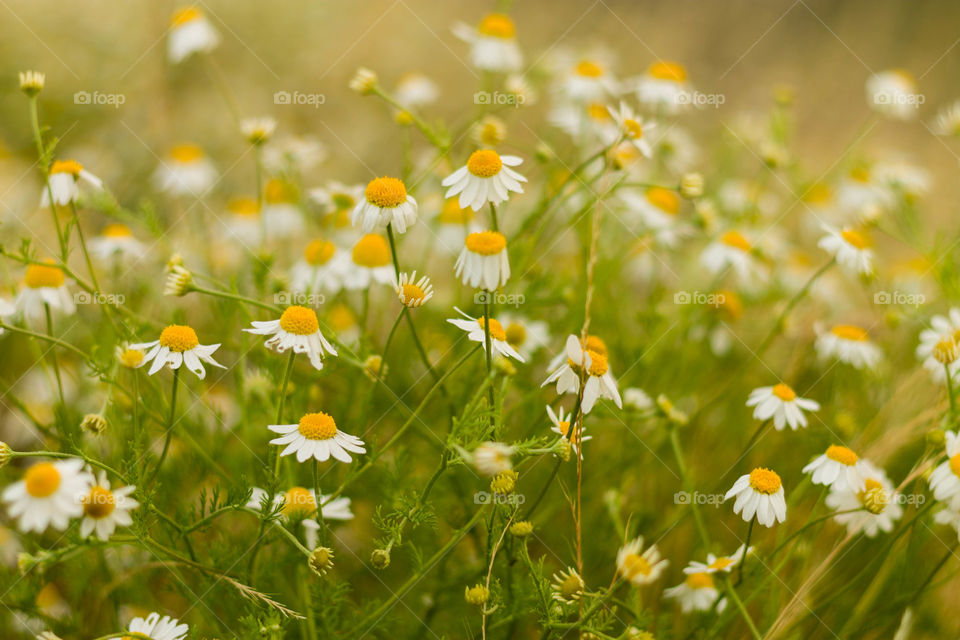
xmin=331 ymin=192 xmax=356 ymax=210
xmin=477 ymin=13 xmax=515 ymax=38
xmin=849 ymin=166 xmax=871 ymax=183
xmin=831 ymin=325 xmax=868 ymax=342
xmin=648 ymin=61 xmax=687 ymax=82
xmin=586 ymin=350 xmax=609 ymax=376
xmin=282 ymin=487 xmax=317 ymax=518
xmin=575 ymin=60 xmax=604 ymax=77
xmin=825 ymin=445 xmax=858 ymax=466
xmin=505 ymin=322 xmax=526 ymax=346
xmin=439 ymin=199 xmax=474 ymax=224
xmin=685 ymin=572 xmax=714 ymax=589
xmin=804 ymin=183 xmax=832 ymax=204
xmin=265 ymin=179 xmax=296 ymax=204
xmin=24 ymin=262 xmax=65 ymax=289
xmin=748 ymin=467 xmax=782 ymax=494
xmin=102 ymin=224 xmax=132 ymax=237
xmin=228 ymin=197 xmax=260 ymax=217
xmin=645 ymin=187 xmax=679 ymax=214
xmin=50 ymin=159 xmax=83 ymax=176
xmin=169 ymin=143 xmax=204 ymax=163
xmin=586 ymin=103 xmax=612 ymax=121
xmin=708 ymin=557 xmax=735 ymax=571
xmin=722 ymin=231 xmax=751 ymax=252
xmin=401 ymin=283 xmax=426 ymax=304
xmin=465 ymin=230 xmax=507 ymax=255
xmin=841 ymin=229 xmax=871 ymax=249
xmin=328 ymin=304 xmax=356 ymax=331
xmin=352 ymin=234 xmax=391 ymax=267
xmin=120 ymin=349 xmax=144 ymax=368
xmin=584 ymin=335 xmax=607 ymax=356
xmin=298 ymin=412 xmax=338 ymax=440
xmin=621 ymin=553 xmax=652 ymax=578
xmin=772 ymin=383 xmax=796 ymax=401
xmin=559 ymin=573 xmax=583 ymax=598
xmin=949 ymin=453 xmax=960 ymax=478
xmin=158 ymin=325 xmax=200 ymax=352
xmin=467 ymin=149 xmax=503 ymax=178
xmin=25 ymin=463 xmax=61 ymax=498
xmin=365 ymin=177 xmax=408 ymax=208
xmin=623 ymin=118 xmax=643 ymax=139
xmin=279 ymin=306 xmax=320 ymax=335
xmin=716 ymin=289 xmax=743 ymax=320
xmin=477 ymin=317 xmax=507 ymax=342
xmin=304 ymin=239 xmax=336 ymax=266
xmin=82 ymin=486 xmax=116 ymax=519
xmin=171 ymin=7 xmax=202 ymax=26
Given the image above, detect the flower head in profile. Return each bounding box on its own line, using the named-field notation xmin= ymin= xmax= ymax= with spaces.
xmin=928 ymin=431 xmax=960 ymax=510
xmin=664 ymin=571 xmax=722 ymax=614
xmin=127 ymin=611 xmax=189 ymax=640
xmin=168 ymin=6 xmax=220 ymax=63
xmin=455 ymin=230 xmax=510 ymax=291
xmin=546 ymin=404 xmax=591 ymax=458
xmin=684 ymin=544 xmax=751 ymax=575
xmin=452 ymin=13 xmax=522 ymax=72
xmin=269 ymin=412 xmax=366 ymax=463
xmin=724 ymin=467 xmax=787 ymax=527
xmin=551 ymin=567 xmax=584 ymax=603
xmin=15 ymin=260 xmax=75 ymax=322
xmin=247 ymin=486 xmax=353 ymax=547
xmin=746 ymin=382 xmax=820 ymax=431
xmin=471 ymin=441 xmax=515 ymax=476
xmin=290 ymin=238 xmax=344 ymax=295
xmin=616 ymin=536 xmax=668 ymax=585
xmin=19 ymin=70 xmax=45 ymax=96
xmin=634 ymin=60 xmax=692 ymax=113
xmin=41 ymin=159 xmax=103 ymax=207
xmin=240 ymin=116 xmax=277 ymax=145
xmin=153 ymin=143 xmax=217 ymax=196
xmin=916 ymin=308 xmax=960 ymax=383
xmin=803 ymin=445 xmax=865 ymax=492
xmin=608 ymin=102 xmax=656 ymax=156
xmin=245 ymin=305 xmax=337 ymax=371
xmin=818 ymin=225 xmax=874 ymax=276
xmin=129 ymin=324 xmax=224 ymax=379
xmin=2 ymin=459 xmax=92 ymax=533
xmin=542 ymin=334 xmax=622 ymax=414
xmin=447 ymin=307 xmax=525 ymax=361
xmin=826 ymin=460 xmax=902 ymax=537
xmin=396 ymin=271 xmax=434 ymax=308
xmin=815 ymin=324 xmax=882 ymax=370
xmin=88 ymin=224 xmax=145 ymax=262
xmin=443 ymin=149 xmax=526 ymax=211
xmin=79 ymin=471 xmax=138 ymax=541
xmin=353 ymin=176 xmax=418 ymax=233
xmin=700 ymin=230 xmax=767 ymax=284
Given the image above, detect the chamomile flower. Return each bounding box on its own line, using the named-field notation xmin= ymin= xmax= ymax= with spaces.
xmin=308 ymin=181 xmax=364 ymax=229
xmin=664 ymin=572 xmax=722 ymax=614
xmin=247 ymin=486 xmax=353 ymax=548
xmin=915 ymin=308 xmax=960 ymax=383
xmin=396 ymin=271 xmax=434 ymax=308
xmin=700 ymin=230 xmax=766 ymax=283
xmin=15 ymin=261 xmax=75 ymax=322
xmin=620 ymin=187 xmax=687 ymax=247
xmin=818 ymin=225 xmax=874 ymax=276
xmin=353 ymin=176 xmax=418 ymax=234
xmin=724 ymin=467 xmax=787 ymax=527
xmin=932 ymin=100 xmax=960 ymax=137
xmin=551 ymin=567 xmax=584 ymax=603
xmin=78 ymin=472 xmax=138 ymax=541
xmin=447 ymin=308 xmax=525 ymax=361
xmin=452 ymin=13 xmax=523 ymax=72
xmin=825 ymin=460 xmax=903 ymax=537
xmin=683 ymin=544 xmax=751 ymax=574
xmin=245 ymin=305 xmax=338 ymax=371
xmin=442 ymin=150 xmax=526 ymax=211
xmin=394 ymin=72 xmax=439 ymax=108
xmin=608 ymin=102 xmax=656 ymax=157
xmin=240 ymin=117 xmax=276 ymax=145
xmin=168 ymin=7 xmax=220 ymax=63
xmin=289 ymin=239 xmax=343 ymax=295
xmin=546 ymin=404 xmax=591 ymax=457
xmin=153 ymin=144 xmax=217 ymax=196
xmin=88 ymin=224 xmax=145 ymax=262
xmin=40 ymin=160 xmax=103 ymax=206
xmin=2 ymin=459 xmax=92 ymax=533
xmin=933 ymin=504 xmax=960 ymax=541
xmin=616 ymin=536 xmax=668 ymax=585
xmin=342 ymin=234 xmax=395 ymax=290
xmin=802 ymin=445 xmax=865 ymax=492
xmin=928 ymin=431 xmax=960 ymax=510
xmin=498 ymin=313 xmax=550 ymax=358
xmin=269 ymin=412 xmax=366 ymax=463
xmin=129 ymin=324 xmax=224 ymax=379
xmin=472 ymin=442 xmax=515 ymax=475
xmin=542 ymin=334 xmax=622 ymax=414
xmin=835 ymin=166 xmax=894 ymax=222
xmin=455 ymin=230 xmax=511 ymax=291
xmin=127 ymin=611 xmax=189 ymax=640
xmin=262 ymin=179 xmax=305 ymax=239
xmin=866 ymin=69 xmax=919 ymax=121
xmin=557 ymin=58 xmax=617 ymax=103
xmin=815 ymin=324 xmax=882 ymax=370
xmin=634 ymin=61 xmax=692 ymax=113
xmin=746 ymin=383 xmax=820 ymax=431
xmin=222 ymin=197 xmax=262 ymax=245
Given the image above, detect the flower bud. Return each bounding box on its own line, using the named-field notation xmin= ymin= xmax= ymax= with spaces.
xmin=370 ymin=548 xmax=391 ymax=570
xmin=308 ymin=546 xmax=335 ymax=575
xmin=0 ymin=442 xmax=11 ymax=469
xmin=19 ymin=71 xmax=45 ymax=97
xmin=464 ymin=584 xmax=489 ymax=606
xmin=349 ymin=68 xmax=378 ymax=95
xmin=241 ymin=117 xmax=277 ymax=145
xmin=490 ymin=469 xmax=518 ymax=495
xmin=926 ymin=428 xmax=946 ymax=449
xmin=510 ymin=520 xmax=533 ymax=537
xmin=933 ymin=338 xmax=958 ymax=365
xmin=680 ymin=173 xmax=703 ymax=199
xmin=164 ymin=265 xmax=193 ymax=297
xmin=363 ymin=355 xmax=387 ymax=382
xmin=80 ymin=414 xmax=107 ymax=436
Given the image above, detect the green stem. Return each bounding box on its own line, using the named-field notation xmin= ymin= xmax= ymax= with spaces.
xmin=736 ymin=519 xmax=754 ymax=586
xmin=482 ymin=297 xmax=495 ymax=428
xmin=29 ymin=95 xmax=66 ymax=260
xmin=43 ymin=303 xmax=65 ymax=410
xmin=723 ymin=575 xmax=762 ymax=640
xmin=148 ymin=368 xmax=180 ymax=487
xmin=273 ymin=351 xmax=296 ymax=477
xmin=669 ymin=425 xmax=711 ymax=548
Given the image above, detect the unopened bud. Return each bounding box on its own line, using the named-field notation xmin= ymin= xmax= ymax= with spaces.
xmin=370 ymin=548 xmax=391 ymax=570
xmin=680 ymin=173 xmax=703 ymax=199
xmin=464 ymin=584 xmax=489 ymax=606
xmin=80 ymin=414 xmax=107 ymax=436
xmin=308 ymin=546 xmax=335 ymax=575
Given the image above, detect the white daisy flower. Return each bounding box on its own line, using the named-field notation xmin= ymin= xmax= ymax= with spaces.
xmin=442 ymin=149 xmax=526 ymax=211
xmin=240 ymin=117 xmax=277 ymax=145
xmin=447 ymin=308 xmax=525 ymax=361
xmin=2 ymin=459 xmax=92 ymax=533
xmin=353 ymin=177 xmax=418 ymax=234
xmin=129 ymin=324 xmax=225 ymax=379
xmin=168 ymin=6 xmax=220 ymax=63
xmin=127 ymin=611 xmax=189 ymax=640
xmin=634 ymin=61 xmax=692 ymax=113
xmin=549 ymin=101 xmax=618 ymax=141
xmin=932 ymin=100 xmax=960 ymax=137
xmin=683 ymin=545 xmax=752 ymax=575
xmin=78 ymin=471 xmax=138 ymax=541
xmin=472 ymin=442 xmax=515 ymax=476
xmin=700 ymin=230 xmax=767 ymax=283
xmin=619 ymin=187 xmax=687 ymax=247
xmin=616 ymin=536 xmax=668 ymax=585
xmin=866 ymin=69 xmax=919 ymax=121
xmin=14 ymin=261 xmax=75 ymax=323
xmin=394 ymin=72 xmax=440 ymax=108
xmin=309 ymin=181 xmax=364 ymax=222
xmin=452 ymin=13 xmax=522 ymax=73
xmin=664 ymin=572 xmax=722 ymax=614
xmin=289 ymin=238 xmax=344 ymax=295
xmin=245 ymin=305 xmax=337 ymax=371
xmin=724 ymin=467 xmax=787 ymax=527
xmin=542 ymin=334 xmax=622 ymax=414
xmin=818 ymin=225 xmax=874 ymax=276
xmin=556 ymin=59 xmax=617 ymax=103
xmin=88 ymin=224 xmax=145 ymax=262
xmin=342 ymin=234 xmax=395 ymax=290
xmin=269 ymin=412 xmax=366 ymax=463
xmin=802 ymin=445 xmax=865 ymax=492
xmin=835 ymin=166 xmax=895 ymax=222
xmin=915 ymin=308 xmax=960 ymax=383
xmin=551 ymin=567 xmax=584 ymax=604
xmin=746 ymin=383 xmax=820 ymax=431
xmin=546 ymin=404 xmax=591 ymax=457
xmin=455 ymin=230 xmax=510 ymax=291
xmin=815 ymin=324 xmax=882 ymax=370
xmin=153 ymin=144 xmax=217 ymax=196
xmin=222 ymin=197 xmax=262 ymax=246
xmin=826 ymin=460 xmax=903 ymax=537
xmin=40 ymin=160 xmax=103 ymax=207
xmin=607 ymin=102 xmax=656 ymax=157
xmin=396 ymin=271 xmax=434 ymax=308
xmin=247 ymin=486 xmax=353 ymax=548
xmin=262 ymin=179 xmax=305 ymax=240
xmin=929 ymin=431 xmax=960 ymax=510
xmin=498 ymin=313 xmax=550 ymax=359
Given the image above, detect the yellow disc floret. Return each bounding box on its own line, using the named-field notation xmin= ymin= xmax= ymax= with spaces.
xmin=400 ymin=283 xmax=426 ymax=305
xmin=841 ymin=229 xmax=872 ymax=249
xmin=82 ymin=486 xmax=116 ymax=519
xmin=586 ymin=350 xmax=609 ymax=376
xmin=24 ymin=261 xmax=65 ymax=289
xmin=831 ymin=325 xmax=868 ymax=341
xmin=171 ymin=7 xmax=202 ymax=26
xmin=949 ymin=453 xmax=960 ymax=478
xmin=621 ymin=553 xmax=652 ymax=579
xmin=439 ymin=199 xmax=474 ymax=224
xmin=304 ymin=239 xmax=336 ymax=266
xmin=477 ymin=317 xmax=507 ymax=342
xmin=685 ymin=572 xmax=714 ymax=589
xmin=748 ymin=467 xmax=782 ymax=494
xmin=282 ymin=487 xmax=317 ymax=518
xmin=102 ymin=224 xmax=133 ymax=237
xmin=49 ymin=159 xmax=83 ymax=176
xmin=228 ymin=197 xmax=260 ymax=216
xmin=298 ymin=412 xmax=338 ymax=440
xmin=169 ymin=143 xmax=204 ymax=163
xmin=352 ymin=234 xmax=391 ymax=267
xmin=646 ymin=187 xmax=680 ymax=214
xmin=722 ymin=231 xmax=751 ymax=252
xmin=158 ymin=325 xmax=200 ymax=352
xmin=467 ymin=150 xmax=503 ymax=178
xmin=280 ymin=306 xmax=320 ymax=335
xmin=505 ymin=322 xmax=526 ymax=347
xmin=365 ymin=177 xmax=408 ymax=208
xmin=25 ymin=463 xmax=61 ymax=498
xmin=575 ymin=60 xmax=604 ymax=77
xmin=825 ymin=445 xmax=858 ymax=466
xmin=648 ymin=61 xmax=687 ymax=82
xmin=477 ymin=13 xmax=515 ymax=38
xmin=708 ymin=557 xmax=735 ymax=571
xmin=465 ymin=230 xmax=507 ymax=255
xmin=119 ymin=349 xmax=144 ymax=368
xmin=772 ymin=383 xmax=796 ymax=401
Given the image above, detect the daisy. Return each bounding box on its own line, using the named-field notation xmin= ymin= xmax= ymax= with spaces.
xmin=802 ymin=445 xmax=865 ymax=492
xmin=2 ymin=459 xmax=92 ymax=533
xmin=15 ymin=261 xmax=75 ymax=322
xmin=634 ymin=61 xmax=692 ymax=113
xmin=88 ymin=224 xmax=145 ymax=262
xmin=556 ymin=59 xmax=617 ymax=103
xmin=928 ymin=431 xmax=960 ymax=510
xmin=724 ymin=467 xmax=787 ymax=527
xmin=78 ymin=471 xmax=138 ymax=541
xmin=620 ymin=187 xmax=686 ymax=247
xmin=700 ymin=230 xmax=766 ymax=283
xmin=442 ymin=149 xmax=526 ymax=211
xmin=168 ymin=6 xmax=220 ymax=63
xmin=616 ymin=536 xmax=668 ymax=585
xmin=551 ymin=567 xmax=584 ymax=604
xmin=127 ymin=611 xmax=189 ymax=640
xmin=447 ymin=308 xmax=525 ymax=361
xmin=269 ymin=411 xmax=366 ymax=463
xmin=818 ymin=225 xmax=874 ymax=276
xmin=353 ymin=176 xmax=418 ymax=233
xmin=835 ymin=166 xmax=895 ymax=222
xmin=664 ymin=572 xmax=722 ymax=614
xmin=498 ymin=313 xmax=550 ymax=359
xmin=342 ymin=234 xmax=395 ymax=290
xmin=683 ymin=545 xmax=751 ymax=575
xmin=746 ymin=383 xmax=820 ymax=431
xmin=916 ymin=308 xmax=960 ymax=383
xmin=549 ymin=101 xmax=617 ymax=141
xmin=815 ymin=324 xmax=882 ymax=370
xmin=472 ymin=441 xmax=515 ymax=475
xmin=396 ymin=271 xmax=434 ymax=308
xmin=262 ymin=179 xmax=305 ymax=239
xmin=933 ymin=505 xmax=960 ymax=541
xmin=866 ymin=69 xmax=919 ymax=120
xmin=452 ymin=13 xmax=522 ymax=72
xmin=308 ymin=181 xmax=364 ymax=229
xmin=394 ymin=72 xmax=439 ymax=108
xmin=153 ymin=144 xmax=217 ymax=196
xmin=608 ymin=102 xmax=656 ymax=157
xmin=247 ymin=486 xmax=353 ymax=548
xmin=455 ymin=230 xmax=510 ymax=291
xmin=129 ymin=324 xmax=225 ymax=379
xmin=240 ymin=117 xmax=276 ymax=145
xmin=245 ymin=306 xmax=337 ymax=371
xmin=826 ymin=460 xmax=903 ymax=537
xmin=40 ymin=160 xmax=103 ymax=206
xmin=542 ymin=334 xmax=622 ymax=414
xmin=223 ymin=196 xmax=262 ymax=245
xmin=289 ymin=238 xmax=344 ymax=295
xmin=546 ymin=404 xmax=591 ymax=457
